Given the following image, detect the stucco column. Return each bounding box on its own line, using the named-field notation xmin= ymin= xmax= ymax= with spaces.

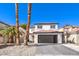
xmin=58 ymin=33 xmax=62 ymax=43
xmin=64 ymin=35 xmax=67 ymax=43
xmin=34 ymin=34 xmax=38 ymax=44
xmin=76 ymin=34 xmax=79 ymax=45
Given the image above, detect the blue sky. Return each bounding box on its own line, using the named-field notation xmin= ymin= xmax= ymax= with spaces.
xmin=0 ymin=3 xmax=79 ymax=27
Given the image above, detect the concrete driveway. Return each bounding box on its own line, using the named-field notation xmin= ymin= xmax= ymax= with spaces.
xmin=33 ymin=43 xmax=79 ymax=56
xmin=0 ymin=43 xmax=79 ymax=56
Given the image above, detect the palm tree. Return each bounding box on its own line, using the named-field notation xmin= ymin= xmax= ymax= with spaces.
xmin=0 ymin=28 xmax=9 ymax=44
xmin=0 ymin=27 xmax=16 ymax=45
xmin=15 ymin=3 xmax=20 ymax=45
xmin=8 ymin=27 xmax=16 ymax=43
xmin=24 ymin=3 xmax=32 ymax=45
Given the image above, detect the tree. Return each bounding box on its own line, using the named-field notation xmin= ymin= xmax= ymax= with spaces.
xmin=20 ymin=24 xmax=27 ymax=29
xmin=0 ymin=27 xmax=16 ymax=44
xmin=0 ymin=28 xmax=10 ymax=44
xmin=8 ymin=27 xmax=16 ymax=43
xmin=24 ymin=3 xmax=32 ymax=45
xmin=15 ymin=3 xmax=20 ymax=45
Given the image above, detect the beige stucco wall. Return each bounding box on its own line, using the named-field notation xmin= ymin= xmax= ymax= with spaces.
xmin=0 ymin=36 xmax=4 ymax=44
xmin=29 ymin=35 xmax=33 ymax=41
xmin=34 ymin=34 xmax=38 ymax=44
xmin=66 ymin=34 xmax=79 ymax=44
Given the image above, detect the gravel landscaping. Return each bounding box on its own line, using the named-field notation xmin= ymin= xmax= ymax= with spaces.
xmin=0 ymin=44 xmax=36 ymax=56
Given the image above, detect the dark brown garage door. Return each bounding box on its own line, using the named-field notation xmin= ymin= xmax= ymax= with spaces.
xmin=38 ymin=35 xmax=57 ymax=43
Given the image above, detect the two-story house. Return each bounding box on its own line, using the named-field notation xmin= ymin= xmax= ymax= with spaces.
xmin=29 ymin=23 xmax=63 ymax=44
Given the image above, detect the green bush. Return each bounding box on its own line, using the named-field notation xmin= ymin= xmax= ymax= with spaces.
xmin=20 ymin=24 xmax=27 ymax=29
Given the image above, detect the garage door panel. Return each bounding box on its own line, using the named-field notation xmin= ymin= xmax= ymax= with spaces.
xmin=38 ymin=35 xmax=57 ymax=43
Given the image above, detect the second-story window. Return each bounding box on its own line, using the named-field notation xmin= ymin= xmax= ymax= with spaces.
xmin=38 ymin=25 xmax=42 ymax=29
xmin=50 ymin=25 xmax=55 ymax=29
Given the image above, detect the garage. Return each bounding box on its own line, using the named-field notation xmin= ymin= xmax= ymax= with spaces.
xmin=33 ymin=32 xmax=63 ymax=44
xmin=38 ymin=35 xmax=57 ymax=43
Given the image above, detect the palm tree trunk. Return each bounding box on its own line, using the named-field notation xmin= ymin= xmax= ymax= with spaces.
xmin=9 ymin=35 xmax=14 ymax=43
xmin=24 ymin=3 xmax=32 ymax=45
xmin=15 ymin=3 xmax=20 ymax=45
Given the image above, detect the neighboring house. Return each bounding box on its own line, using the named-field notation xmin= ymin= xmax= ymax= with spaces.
xmin=0 ymin=21 xmax=10 ymax=30
xmin=29 ymin=23 xmax=64 ymax=44
xmin=59 ymin=25 xmax=79 ymax=44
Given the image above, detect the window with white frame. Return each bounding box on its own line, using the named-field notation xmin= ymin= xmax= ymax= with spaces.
xmin=50 ymin=25 xmax=55 ymax=29
xmin=37 ymin=25 xmax=42 ymax=29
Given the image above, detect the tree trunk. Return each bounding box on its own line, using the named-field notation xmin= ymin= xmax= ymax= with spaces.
xmin=15 ymin=3 xmax=20 ymax=45
xmin=24 ymin=3 xmax=32 ymax=45
xmin=9 ymin=35 xmax=14 ymax=43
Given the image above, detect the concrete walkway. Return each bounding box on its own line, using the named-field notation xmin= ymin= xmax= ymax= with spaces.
xmin=63 ymin=43 xmax=79 ymax=52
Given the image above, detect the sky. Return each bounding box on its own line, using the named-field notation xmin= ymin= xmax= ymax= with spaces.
xmin=0 ymin=3 xmax=79 ymax=27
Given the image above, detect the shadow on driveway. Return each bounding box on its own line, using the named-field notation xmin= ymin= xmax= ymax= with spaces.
xmin=28 ymin=43 xmax=61 ymax=47
xmin=0 ymin=44 xmax=14 ymax=49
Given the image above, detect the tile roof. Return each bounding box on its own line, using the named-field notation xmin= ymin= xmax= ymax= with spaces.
xmin=33 ymin=30 xmax=61 ymax=33
xmin=34 ymin=22 xmax=58 ymax=25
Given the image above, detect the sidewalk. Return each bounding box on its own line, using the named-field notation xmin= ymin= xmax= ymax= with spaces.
xmin=63 ymin=43 xmax=79 ymax=52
